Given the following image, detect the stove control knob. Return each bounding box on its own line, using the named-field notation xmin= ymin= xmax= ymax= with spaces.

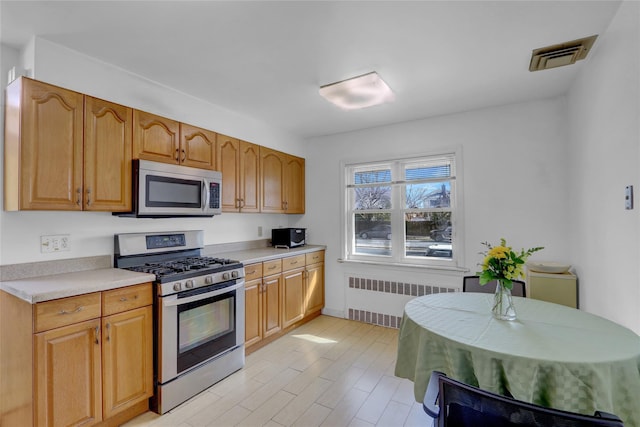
xmin=205 ymin=276 xmax=213 ymax=285
xmin=173 ymin=283 xmax=182 ymax=292
xmin=185 ymin=280 xmax=194 ymax=289
xmin=231 ymin=271 xmax=239 ymax=278
xmin=223 ymin=272 xmax=231 ymax=280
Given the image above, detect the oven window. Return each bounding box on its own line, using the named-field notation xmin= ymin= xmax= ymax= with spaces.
xmin=179 ymin=298 xmax=232 ymax=353
xmin=176 ymin=289 xmax=237 ymax=373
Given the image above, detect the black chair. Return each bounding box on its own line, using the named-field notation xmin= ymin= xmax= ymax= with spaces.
xmin=423 ymin=371 xmax=624 ymax=427
xmin=463 ymin=275 xmax=526 ymax=297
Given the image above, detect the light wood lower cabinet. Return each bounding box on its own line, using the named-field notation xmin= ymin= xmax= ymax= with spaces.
xmin=262 ymin=272 xmax=283 ymax=338
xmin=244 ymin=264 xmax=263 ymax=348
xmin=305 ymin=261 xmax=325 ymax=316
xmin=101 ymin=305 xmax=153 ymax=419
xmin=244 ymin=250 xmax=325 ymax=353
xmin=35 ymin=318 xmax=103 ymax=427
xmin=0 ymin=282 xmax=153 ymax=427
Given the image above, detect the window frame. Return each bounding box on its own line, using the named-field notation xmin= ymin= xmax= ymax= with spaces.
xmin=341 ymin=148 xmax=464 ymax=270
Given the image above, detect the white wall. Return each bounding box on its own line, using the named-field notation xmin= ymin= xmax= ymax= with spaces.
xmin=304 ymin=98 xmax=571 ymax=320
xmin=0 ymin=38 xmax=303 ymax=265
xmin=567 ymin=0 xmax=640 ymax=334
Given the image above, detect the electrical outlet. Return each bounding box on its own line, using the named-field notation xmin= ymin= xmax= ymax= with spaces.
xmin=41 ymin=234 xmax=70 ymax=253
xmin=258 ymin=226 xmax=263 ymax=237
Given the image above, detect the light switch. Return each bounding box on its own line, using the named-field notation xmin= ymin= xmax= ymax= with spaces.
xmin=625 ymin=185 xmax=633 ymax=210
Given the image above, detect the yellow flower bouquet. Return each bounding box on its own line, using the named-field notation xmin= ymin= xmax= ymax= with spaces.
xmin=478 ymin=238 xmax=544 ymax=290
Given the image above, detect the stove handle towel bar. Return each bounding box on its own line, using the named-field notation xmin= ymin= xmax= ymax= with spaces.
xmin=161 ymin=281 xmax=244 ymax=307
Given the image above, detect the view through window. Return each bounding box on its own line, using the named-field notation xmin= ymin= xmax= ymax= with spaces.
xmin=345 ymin=153 xmax=457 ymax=266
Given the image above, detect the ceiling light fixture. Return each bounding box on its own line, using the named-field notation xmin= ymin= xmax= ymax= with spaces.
xmin=319 ymin=72 xmax=395 ymax=110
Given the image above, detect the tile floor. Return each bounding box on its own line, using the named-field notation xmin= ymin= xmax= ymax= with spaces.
xmin=122 ymin=315 xmax=430 ymax=427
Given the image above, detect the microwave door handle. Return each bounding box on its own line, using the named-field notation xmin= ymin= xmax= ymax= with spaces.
xmin=202 ymin=180 xmax=210 ymax=212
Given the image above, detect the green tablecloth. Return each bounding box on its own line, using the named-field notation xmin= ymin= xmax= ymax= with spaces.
xmin=394 ymin=293 xmax=640 ymax=426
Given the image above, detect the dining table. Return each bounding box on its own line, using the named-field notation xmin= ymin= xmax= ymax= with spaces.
xmin=394 ymin=292 xmax=640 ymax=427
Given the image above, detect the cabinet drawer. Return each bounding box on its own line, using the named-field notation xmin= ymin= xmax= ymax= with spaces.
xmin=306 ymin=251 xmax=325 ymax=265
xmin=103 ymin=283 xmax=153 ymax=316
xmin=35 ymin=292 xmax=102 ymax=333
xmin=244 ymin=263 xmax=263 ymax=281
xmin=282 ymin=255 xmax=305 ymax=271
xmin=263 ymin=259 xmax=282 ymax=276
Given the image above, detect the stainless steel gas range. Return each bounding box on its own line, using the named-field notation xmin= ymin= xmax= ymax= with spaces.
xmin=114 ymin=230 xmax=245 ymax=414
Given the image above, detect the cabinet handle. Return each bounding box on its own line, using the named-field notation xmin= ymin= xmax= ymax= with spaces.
xmin=268 ymin=265 xmax=277 ymax=270
xmin=291 ymin=260 xmax=298 ymax=265
xmin=106 ymin=323 xmax=111 ymax=342
xmin=94 ymin=326 xmax=100 ymax=345
xmin=86 ymin=187 xmax=91 ymax=206
xmin=119 ymin=294 xmax=137 ymax=302
xmin=240 ymin=198 xmax=245 ymax=208
xmin=59 ymin=306 xmax=83 ymax=315
xmin=175 ymin=148 xmax=180 ymax=162
xmin=181 ymin=149 xmax=186 ymax=162
xmin=76 ymin=188 xmax=81 ymax=205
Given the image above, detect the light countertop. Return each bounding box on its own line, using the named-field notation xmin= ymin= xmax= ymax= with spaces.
xmin=208 ymin=244 xmax=326 ymax=265
xmin=0 ymin=245 xmax=326 ymax=305
xmin=0 ymin=268 xmax=156 ymax=304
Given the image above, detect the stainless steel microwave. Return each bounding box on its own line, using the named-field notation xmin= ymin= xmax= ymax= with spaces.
xmin=116 ymin=160 xmax=222 ymax=218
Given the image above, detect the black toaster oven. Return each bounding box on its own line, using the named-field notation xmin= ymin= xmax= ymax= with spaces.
xmin=271 ymin=228 xmax=306 ymax=248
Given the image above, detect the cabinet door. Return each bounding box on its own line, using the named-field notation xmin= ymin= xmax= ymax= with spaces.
xmin=285 ymin=155 xmax=305 ymax=214
xmin=180 ymin=123 xmax=217 ymax=170
xmin=262 ymin=274 xmax=282 ymax=338
xmin=34 ymin=318 xmax=102 ymax=427
xmin=244 ymin=278 xmax=263 ymax=347
xmin=260 ymin=147 xmax=286 ymax=213
xmin=133 ymin=110 xmax=180 ymax=164
xmin=305 ymin=263 xmax=325 ymax=316
xmin=20 ymin=78 xmax=84 ymax=210
xmin=239 ymin=141 xmax=261 ymax=213
xmin=102 ymin=306 xmax=153 ymax=419
xmin=84 ymin=96 xmax=133 ymax=212
xmin=217 ymin=134 xmax=240 ymax=212
xmin=282 ymin=268 xmax=305 ymax=328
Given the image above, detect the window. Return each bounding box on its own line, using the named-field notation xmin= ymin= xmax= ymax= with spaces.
xmin=344 ymin=152 xmax=460 ymax=267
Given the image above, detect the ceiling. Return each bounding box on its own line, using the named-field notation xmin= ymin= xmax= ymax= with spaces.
xmin=0 ymin=1 xmax=622 ymax=139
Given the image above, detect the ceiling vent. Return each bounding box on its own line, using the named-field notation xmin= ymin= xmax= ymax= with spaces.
xmin=529 ymin=35 xmax=598 ymax=72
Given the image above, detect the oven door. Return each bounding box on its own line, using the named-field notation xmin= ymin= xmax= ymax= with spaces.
xmin=158 ymin=279 xmax=244 ymax=383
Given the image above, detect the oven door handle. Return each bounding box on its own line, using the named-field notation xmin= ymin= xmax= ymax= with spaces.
xmin=161 ymin=281 xmax=244 ymax=307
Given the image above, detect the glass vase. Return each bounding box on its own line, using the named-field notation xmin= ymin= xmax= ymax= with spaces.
xmin=492 ymin=280 xmax=517 ymax=321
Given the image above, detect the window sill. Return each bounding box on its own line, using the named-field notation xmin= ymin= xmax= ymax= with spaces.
xmin=337 ymin=258 xmax=469 ymax=273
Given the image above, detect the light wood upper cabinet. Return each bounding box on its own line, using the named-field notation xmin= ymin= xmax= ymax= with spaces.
xmin=217 ymin=134 xmax=260 ymax=212
xmin=179 ymin=123 xmax=217 ymax=170
xmin=133 ymin=112 xmax=217 ymax=170
xmin=133 ymin=110 xmax=180 ymax=164
xmin=260 ymin=147 xmax=286 ymax=213
xmin=260 ymin=147 xmax=305 ymax=214
xmin=5 ymin=77 xmax=84 ymax=211
xmin=4 ymin=77 xmax=132 ymax=212
xmin=84 ymin=96 xmax=133 ymax=211
xmin=285 ymin=155 xmax=305 ymax=214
